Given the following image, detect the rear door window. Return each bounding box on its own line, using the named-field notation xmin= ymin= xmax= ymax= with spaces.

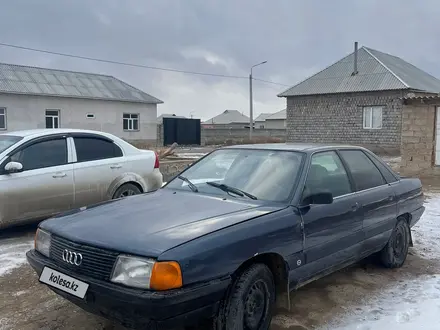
xmin=74 ymin=137 xmax=123 ymax=162
xmin=339 ymin=150 xmax=386 ymax=191
xmin=365 ymin=153 xmax=398 ymax=183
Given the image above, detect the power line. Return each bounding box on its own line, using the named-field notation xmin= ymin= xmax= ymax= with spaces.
xmin=252 ymin=77 xmax=289 ymax=87
xmin=0 ymin=42 xmax=290 ymax=87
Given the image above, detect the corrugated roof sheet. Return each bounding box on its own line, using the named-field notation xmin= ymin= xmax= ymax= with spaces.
xmin=278 ymin=46 xmax=440 ymax=97
xmin=0 ymin=62 xmax=163 ymax=104
xmin=266 ymin=109 xmax=286 ymax=120
xmin=203 ymin=110 xmax=250 ymax=124
xmin=254 ymin=113 xmax=272 ymax=122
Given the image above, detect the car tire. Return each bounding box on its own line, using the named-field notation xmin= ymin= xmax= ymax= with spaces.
xmin=214 ymin=263 xmax=275 ymax=330
xmin=112 ymin=183 xmax=142 ymax=199
xmin=379 ymin=219 xmax=410 ymax=268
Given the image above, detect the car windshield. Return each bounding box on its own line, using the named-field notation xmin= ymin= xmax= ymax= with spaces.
xmin=165 ymin=148 xmax=304 ymax=202
xmin=0 ymin=135 xmax=23 ymax=154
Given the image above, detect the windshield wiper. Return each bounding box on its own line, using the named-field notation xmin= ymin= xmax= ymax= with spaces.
xmin=177 ymin=175 xmax=198 ymax=192
xmin=206 ymin=181 xmax=258 ymax=200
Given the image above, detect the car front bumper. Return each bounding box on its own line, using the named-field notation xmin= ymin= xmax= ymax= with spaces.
xmin=26 ymin=249 xmax=230 ymax=329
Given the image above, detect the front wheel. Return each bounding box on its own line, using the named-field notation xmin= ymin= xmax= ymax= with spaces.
xmin=214 ymin=264 xmax=275 ymax=330
xmin=379 ymin=219 xmax=410 ymax=268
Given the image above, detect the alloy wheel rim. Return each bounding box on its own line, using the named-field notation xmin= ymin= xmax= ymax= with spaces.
xmin=119 ymin=189 xmax=137 ymax=198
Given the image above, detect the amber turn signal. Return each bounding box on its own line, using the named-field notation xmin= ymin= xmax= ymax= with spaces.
xmin=150 ymin=261 xmax=183 ymax=291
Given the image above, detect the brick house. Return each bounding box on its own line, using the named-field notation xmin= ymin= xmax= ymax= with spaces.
xmin=400 ymin=94 xmax=440 ymax=176
xmin=278 ymin=43 xmax=440 ymax=156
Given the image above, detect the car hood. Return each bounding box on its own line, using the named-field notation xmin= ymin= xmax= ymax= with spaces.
xmin=40 ymin=188 xmax=285 ymax=257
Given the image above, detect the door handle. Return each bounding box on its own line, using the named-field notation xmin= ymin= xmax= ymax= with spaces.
xmin=110 ymin=164 xmax=122 ymax=169
xmin=52 ymin=172 xmax=67 ymax=178
xmin=351 ymin=202 xmax=360 ymax=211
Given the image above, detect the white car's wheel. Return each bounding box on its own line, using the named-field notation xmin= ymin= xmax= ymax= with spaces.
xmin=112 ymin=183 xmax=142 ymax=199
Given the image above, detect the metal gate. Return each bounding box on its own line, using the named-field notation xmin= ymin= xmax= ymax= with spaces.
xmin=163 ymin=118 xmax=201 ymax=146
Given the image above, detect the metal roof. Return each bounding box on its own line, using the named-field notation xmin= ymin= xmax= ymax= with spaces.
xmin=254 ymin=113 xmax=273 ymax=122
xmin=278 ymin=46 xmax=440 ymax=97
xmin=0 ymin=62 xmax=163 ymax=104
xmin=265 ymin=109 xmax=286 ymax=120
xmin=203 ymin=110 xmax=250 ymax=124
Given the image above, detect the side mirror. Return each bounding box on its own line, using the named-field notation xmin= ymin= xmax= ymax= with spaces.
xmin=4 ymin=161 xmax=23 ymax=173
xmin=302 ymin=190 xmax=333 ymax=205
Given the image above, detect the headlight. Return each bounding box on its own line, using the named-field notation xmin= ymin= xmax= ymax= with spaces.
xmin=110 ymin=255 xmax=182 ymax=291
xmin=35 ymin=228 xmax=51 ymax=258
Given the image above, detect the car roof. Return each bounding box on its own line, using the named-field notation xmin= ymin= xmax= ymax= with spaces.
xmin=0 ymin=128 xmax=114 ymax=138
xmin=222 ymin=143 xmax=368 ymax=153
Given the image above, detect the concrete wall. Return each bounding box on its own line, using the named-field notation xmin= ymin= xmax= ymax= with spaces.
xmin=201 ymin=128 xmax=286 ymax=145
xmin=265 ymin=119 xmax=286 ymax=129
xmin=400 ymin=103 xmax=436 ymax=175
xmin=202 ymin=123 xmax=249 ymax=129
xmin=285 ymin=90 xmax=406 ymax=154
xmin=155 ymin=124 xmax=286 ymax=147
xmin=0 ymin=93 xmax=157 ymax=143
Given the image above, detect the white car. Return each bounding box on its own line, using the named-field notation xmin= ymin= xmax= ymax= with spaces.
xmin=0 ymin=129 xmax=163 ymax=229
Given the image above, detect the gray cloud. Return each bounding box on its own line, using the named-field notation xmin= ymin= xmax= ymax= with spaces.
xmin=1 ymin=0 xmax=440 ymax=120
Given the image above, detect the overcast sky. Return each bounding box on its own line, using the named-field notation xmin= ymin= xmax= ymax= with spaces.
xmin=1 ymin=0 xmax=440 ymax=120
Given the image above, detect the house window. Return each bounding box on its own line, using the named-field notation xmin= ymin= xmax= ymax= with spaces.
xmin=45 ymin=110 xmax=60 ymax=128
xmin=363 ymin=106 xmax=383 ymax=129
xmin=0 ymin=108 xmax=6 ymax=130
xmin=123 ymin=113 xmax=139 ymax=131
xmin=86 ymin=113 xmax=95 ymax=119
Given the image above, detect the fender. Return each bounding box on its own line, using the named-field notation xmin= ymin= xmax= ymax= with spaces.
xmin=106 ymin=172 xmax=147 ymax=199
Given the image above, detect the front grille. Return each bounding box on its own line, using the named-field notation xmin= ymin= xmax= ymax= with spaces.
xmin=50 ymin=235 xmax=119 ymax=281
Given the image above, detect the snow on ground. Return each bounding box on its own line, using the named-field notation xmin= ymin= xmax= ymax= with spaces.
xmin=321 ymin=193 xmax=440 ymax=330
xmin=0 ymin=191 xmax=438 ymax=330
xmin=0 ymin=237 xmax=33 ymax=277
xmin=175 ymin=152 xmax=207 ymax=159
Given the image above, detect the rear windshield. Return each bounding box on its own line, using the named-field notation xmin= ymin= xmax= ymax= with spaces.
xmin=0 ymin=135 xmax=23 ymax=154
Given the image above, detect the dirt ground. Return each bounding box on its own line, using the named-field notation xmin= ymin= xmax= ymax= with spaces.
xmin=1 ymin=247 xmax=439 ymax=330
xmin=0 ymin=183 xmax=438 ymax=329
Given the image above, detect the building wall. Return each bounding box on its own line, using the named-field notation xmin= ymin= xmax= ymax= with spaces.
xmin=0 ymin=93 xmax=157 ymax=143
xmin=265 ymin=119 xmax=286 ymax=129
xmin=201 ymin=128 xmax=286 ymax=146
xmin=400 ymin=103 xmax=436 ymax=176
xmin=202 ymin=123 xmax=248 ymax=129
xmin=255 ymin=121 xmax=265 ymax=128
xmin=285 ymin=90 xmax=406 ymax=154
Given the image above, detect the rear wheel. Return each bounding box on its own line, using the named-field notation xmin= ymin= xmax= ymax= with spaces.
xmin=379 ymin=219 xmax=410 ymax=268
xmin=112 ymin=183 xmax=142 ymax=199
xmin=214 ymin=264 xmax=275 ymax=330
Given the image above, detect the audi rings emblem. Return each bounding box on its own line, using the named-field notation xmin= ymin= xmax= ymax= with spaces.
xmin=62 ymin=249 xmax=83 ymax=266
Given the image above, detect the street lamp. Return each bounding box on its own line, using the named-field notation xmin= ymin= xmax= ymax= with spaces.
xmin=249 ymin=61 xmax=267 ymax=140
